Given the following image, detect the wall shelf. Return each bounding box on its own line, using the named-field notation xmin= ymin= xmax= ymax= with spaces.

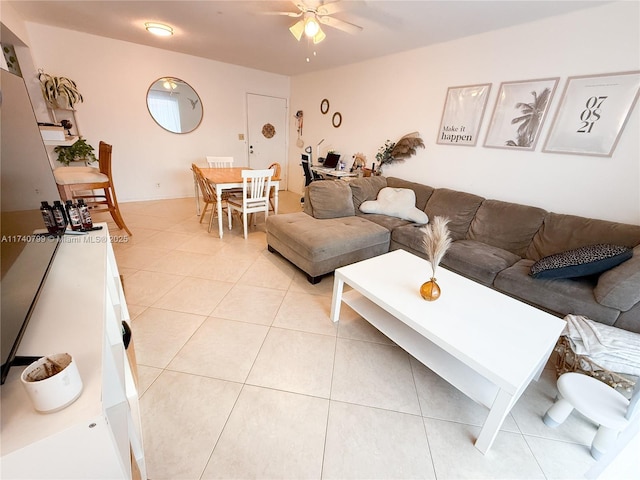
xmin=44 ymin=135 xmax=78 ymax=146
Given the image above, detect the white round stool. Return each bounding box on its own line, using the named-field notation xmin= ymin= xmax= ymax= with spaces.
xmin=543 ymin=372 xmax=638 ymax=460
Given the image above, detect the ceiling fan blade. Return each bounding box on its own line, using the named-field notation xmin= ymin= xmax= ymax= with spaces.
xmin=259 ymin=11 xmax=303 ymax=17
xmin=318 ymin=15 xmax=363 ymax=35
xmin=316 ymin=0 xmax=363 ymax=16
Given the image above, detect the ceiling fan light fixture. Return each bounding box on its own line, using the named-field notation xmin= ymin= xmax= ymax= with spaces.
xmin=162 ymin=78 xmax=178 ymax=90
xmin=303 ymin=13 xmax=320 ymax=37
xmin=312 ymin=27 xmax=326 ymax=44
xmin=145 ymin=22 xmax=173 ymax=36
xmin=289 ymin=19 xmax=305 ymax=41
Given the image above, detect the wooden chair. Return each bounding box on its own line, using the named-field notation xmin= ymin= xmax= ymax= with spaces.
xmin=226 ymin=169 xmax=273 ymax=239
xmin=206 ymin=156 xmax=234 ymax=168
xmin=53 ymin=141 xmax=131 ymax=235
xmin=192 ymin=163 xmax=220 ymax=232
xmin=267 ymin=162 xmax=281 ymax=212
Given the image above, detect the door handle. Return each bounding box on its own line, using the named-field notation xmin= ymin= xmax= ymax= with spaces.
xmin=249 ymin=145 xmax=254 ymax=154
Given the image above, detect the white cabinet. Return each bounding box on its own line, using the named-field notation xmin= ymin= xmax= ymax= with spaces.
xmin=0 ymin=224 xmax=145 ymax=479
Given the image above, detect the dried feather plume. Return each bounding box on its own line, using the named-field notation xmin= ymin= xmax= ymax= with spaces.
xmin=419 ymin=216 xmax=452 ymax=277
xmin=391 ymin=131 xmax=425 ymax=159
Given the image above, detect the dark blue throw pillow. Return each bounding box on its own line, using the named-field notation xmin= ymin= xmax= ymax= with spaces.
xmin=530 ymin=244 xmax=633 ymax=279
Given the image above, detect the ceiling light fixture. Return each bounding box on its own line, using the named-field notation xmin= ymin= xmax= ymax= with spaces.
xmin=163 ymin=79 xmax=177 ymax=90
xmin=145 ymin=22 xmax=173 ymax=36
xmin=303 ymin=13 xmax=320 ymax=37
xmin=289 ymin=12 xmax=325 ymax=44
xmin=311 ymin=28 xmax=325 ymax=44
xmin=289 ymin=21 xmax=305 ymax=41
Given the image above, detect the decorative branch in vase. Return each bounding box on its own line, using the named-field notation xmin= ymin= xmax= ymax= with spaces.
xmin=374 ymin=131 xmax=424 ymax=174
xmin=419 ymin=216 xmax=452 ymax=301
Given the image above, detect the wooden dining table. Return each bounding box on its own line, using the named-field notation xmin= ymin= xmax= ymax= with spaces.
xmin=196 ymin=167 xmax=280 ymax=238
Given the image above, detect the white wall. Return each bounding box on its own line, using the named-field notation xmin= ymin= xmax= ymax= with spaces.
xmin=289 ymin=1 xmax=640 ymax=225
xmin=23 ymin=23 xmax=290 ymax=201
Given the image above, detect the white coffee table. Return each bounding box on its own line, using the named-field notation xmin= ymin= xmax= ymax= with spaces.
xmin=330 ymin=249 xmax=565 ymax=454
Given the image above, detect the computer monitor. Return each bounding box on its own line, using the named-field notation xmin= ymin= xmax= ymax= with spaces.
xmin=323 ymin=152 xmax=340 ymax=169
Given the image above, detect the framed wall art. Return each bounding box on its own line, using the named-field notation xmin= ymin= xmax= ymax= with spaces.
xmin=543 ymin=71 xmax=640 ymax=157
xmin=484 ymin=77 xmax=559 ymax=151
xmin=437 ymin=83 xmax=491 ymax=146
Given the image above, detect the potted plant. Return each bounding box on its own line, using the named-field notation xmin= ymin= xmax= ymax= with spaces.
xmin=54 ymin=137 xmax=97 ymax=166
xmin=38 ymin=69 xmax=83 ymax=109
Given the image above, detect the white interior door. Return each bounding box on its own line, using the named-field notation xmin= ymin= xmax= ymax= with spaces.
xmin=247 ymin=93 xmax=287 ymax=189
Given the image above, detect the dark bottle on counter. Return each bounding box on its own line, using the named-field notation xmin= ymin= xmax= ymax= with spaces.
xmin=65 ymin=200 xmax=83 ymax=231
xmin=52 ymin=200 xmax=68 ymax=232
xmin=77 ymin=199 xmax=93 ymax=229
xmin=40 ymin=201 xmax=58 ymax=234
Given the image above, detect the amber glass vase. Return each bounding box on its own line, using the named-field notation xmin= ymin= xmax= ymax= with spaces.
xmin=420 ymin=277 xmax=441 ymax=301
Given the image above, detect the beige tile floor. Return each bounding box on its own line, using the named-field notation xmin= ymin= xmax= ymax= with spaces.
xmin=95 ymin=192 xmax=639 ymax=480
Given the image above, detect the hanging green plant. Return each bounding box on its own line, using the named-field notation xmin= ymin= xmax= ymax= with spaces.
xmin=38 ymin=69 xmax=84 ymax=109
xmin=54 ymin=137 xmax=97 ymax=166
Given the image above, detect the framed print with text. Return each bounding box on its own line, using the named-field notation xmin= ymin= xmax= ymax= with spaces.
xmin=437 ymin=83 xmax=491 ymax=146
xmin=484 ymin=77 xmax=559 ymax=151
xmin=543 ymin=71 xmax=640 ymax=157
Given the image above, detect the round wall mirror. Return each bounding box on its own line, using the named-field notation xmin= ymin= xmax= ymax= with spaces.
xmin=146 ymin=77 xmax=203 ymax=134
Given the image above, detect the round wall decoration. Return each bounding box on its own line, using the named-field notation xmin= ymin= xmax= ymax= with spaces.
xmin=320 ymin=98 xmax=330 ymax=114
xmin=262 ymin=123 xmax=276 ymax=138
xmin=332 ymin=112 xmax=342 ymax=128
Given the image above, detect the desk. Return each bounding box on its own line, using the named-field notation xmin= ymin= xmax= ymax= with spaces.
xmin=311 ymin=166 xmax=358 ymax=179
xmin=199 ymin=167 xmax=280 ymax=238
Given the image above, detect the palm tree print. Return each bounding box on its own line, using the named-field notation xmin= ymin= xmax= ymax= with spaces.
xmin=506 ymin=88 xmax=552 ymax=147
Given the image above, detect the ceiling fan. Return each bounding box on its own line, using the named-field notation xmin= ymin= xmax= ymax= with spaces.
xmin=267 ymin=1 xmax=363 ymax=44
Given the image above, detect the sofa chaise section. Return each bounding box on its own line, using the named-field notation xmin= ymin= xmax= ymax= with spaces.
xmin=266 ymin=180 xmax=390 ymax=283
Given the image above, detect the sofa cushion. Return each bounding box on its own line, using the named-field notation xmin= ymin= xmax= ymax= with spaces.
xmin=526 ymin=212 xmax=640 ymax=261
xmin=53 ymin=166 xmax=105 ymax=185
xmin=302 ymin=185 xmax=313 ymax=216
xmin=495 ymin=259 xmax=621 ymax=325
xmin=265 ymin=212 xmax=390 ymax=277
xmin=307 ymin=180 xmax=355 ymax=219
xmin=468 ymin=199 xmax=546 ymax=257
xmin=441 ymin=240 xmax=522 ymax=285
xmin=390 ymin=223 xmax=430 ymax=253
xmin=386 ymin=177 xmax=434 ymax=211
xmin=615 ymin=303 xmax=640 ymax=334
xmin=349 ymin=176 xmax=387 ymax=211
xmin=424 ymin=188 xmax=484 ymax=241
xmin=595 ymin=245 xmax=640 ymax=311
xmin=362 ymin=213 xmax=412 ymax=231
xmin=530 ymin=244 xmax=632 ymax=279
xmin=360 ymin=187 xmax=429 ymax=224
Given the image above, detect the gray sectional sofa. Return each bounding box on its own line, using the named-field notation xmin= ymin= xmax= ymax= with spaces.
xmin=266 ymin=176 xmax=640 ymax=333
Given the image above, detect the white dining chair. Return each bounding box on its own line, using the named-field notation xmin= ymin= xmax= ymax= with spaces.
xmin=206 ymin=156 xmax=234 ymax=168
xmin=543 ymin=372 xmax=640 ymax=460
xmin=226 ymin=169 xmax=274 ymax=239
